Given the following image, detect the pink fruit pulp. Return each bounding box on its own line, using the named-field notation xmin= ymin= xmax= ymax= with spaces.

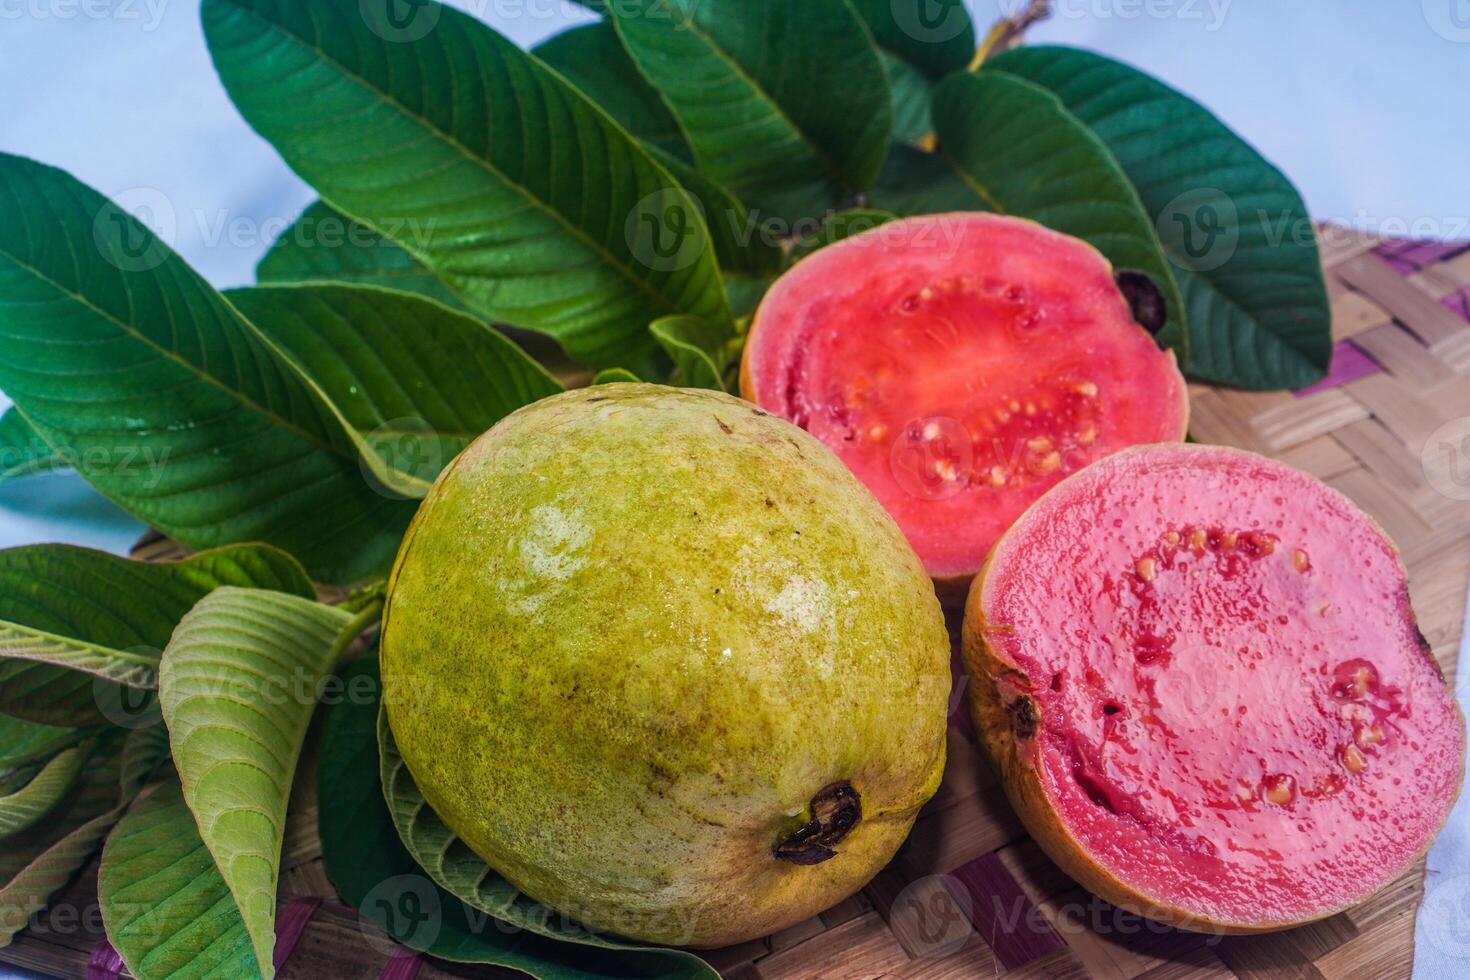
xmin=969 ymin=444 xmax=1464 ymax=928
xmin=742 ymin=213 xmax=1188 ymax=583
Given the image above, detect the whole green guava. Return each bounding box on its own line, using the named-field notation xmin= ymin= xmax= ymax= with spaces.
xmin=379 ymin=384 xmax=950 ymax=948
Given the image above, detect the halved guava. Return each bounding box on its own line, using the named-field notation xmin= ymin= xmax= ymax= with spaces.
xmin=741 ymin=213 xmax=1188 ymax=596
xmin=964 ymin=443 xmax=1465 ymax=932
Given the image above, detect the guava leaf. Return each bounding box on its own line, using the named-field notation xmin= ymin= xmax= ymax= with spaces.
xmin=988 ymin=46 xmax=1331 ymax=389
xmin=0 ymin=625 xmax=159 ymax=689
xmin=0 ymin=544 xmax=315 ymax=728
xmin=607 ymin=0 xmax=892 ymax=223
xmin=848 ymin=0 xmax=976 ymax=76
xmin=884 ymin=54 xmax=937 ymax=146
xmin=159 ymin=587 xmax=355 ymax=979
xmin=226 ymin=284 xmax=563 ymax=499
xmin=927 ymin=71 xmax=1190 ymax=362
xmin=0 ymin=408 xmax=67 ymax=482
xmin=0 ymin=153 xmax=414 ymax=584
xmin=790 ymin=209 xmax=899 ymax=261
xmin=99 ymin=778 xmax=259 ymax=980
xmin=650 ymin=317 xmax=729 ymax=392
xmin=592 ymin=369 xmax=643 ymax=386
xmin=0 ymin=726 xmax=169 ymax=947
xmin=870 ymin=143 xmax=987 ymax=216
xmin=0 ymin=716 xmax=84 ymax=770
xmin=376 ymin=706 xmax=718 ymax=978
xmin=532 ymin=22 xmax=691 ymax=164
xmin=531 ymin=23 xmax=782 ymax=279
xmin=0 ymin=741 xmax=91 ymax=838
xmin=203 ymin=0 xmax=728 ymax=378
xmin=257 ymin=201 xmax=476 ymax=317
xmin=318 ymin=658 xmax=709 ymax=977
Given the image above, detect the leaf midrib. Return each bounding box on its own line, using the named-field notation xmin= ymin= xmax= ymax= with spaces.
xmin=0 ymin=243 xmax=346 ymax=462
xmin=221 ymin=0 xmax=693 ymax=323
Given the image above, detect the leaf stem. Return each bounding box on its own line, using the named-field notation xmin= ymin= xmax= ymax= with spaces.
xmin=970 ymin=0 xmax=1053 ymax=70
xmin=329 ymin=600 xmax=384 ymax=671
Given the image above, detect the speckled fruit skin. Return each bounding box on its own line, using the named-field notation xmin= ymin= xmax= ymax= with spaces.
xmin=963 ymin=444 xmax=1465 ymax=934
xmin=379 ymin=384 xmax=951 ymax=948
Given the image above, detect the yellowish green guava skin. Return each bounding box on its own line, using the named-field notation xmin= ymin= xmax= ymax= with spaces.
xmin=380 ymin=384 xmax=950 ymax=948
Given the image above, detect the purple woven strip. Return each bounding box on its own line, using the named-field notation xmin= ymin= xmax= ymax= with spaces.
xmin=274 ymin=896 xmax=322 ymax=971
xmin=85 ymin=938 xmax=124 ymax=980
xmin=948 ymin=851 xmax=1066 ymax=970
xmin=379 ymin=946 xmax=425 ymax=980
xmin=1443 ymin=286 xmax=1470 ymax=325
xmin=1374 ymin=238 xmax=1463 ymax=275
xmin=1293 ymin=340 xmax=1381 ymax=398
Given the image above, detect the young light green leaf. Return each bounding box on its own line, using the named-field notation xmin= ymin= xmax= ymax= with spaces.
xmin=608 ymin=0 xmax=892 ymax=222
xmin=0 ymin=716 xmax=84 ymax=769
xmin=988 ymin=47 xmax=1330 ymax=389
xmin=0 ymin=741 xmax=91 ymax=838
xmin=0 ymin=726 xmax=168 ymax=947
xmin=257 ymin=201 xmax=476 ymax=315
xmin=100 ymin=778 xmax=259 ymax=980
xmin=0 ymin=543 xmax=315 ymax=728
xmin=0 ymin=408 xmax=66 ymax=483
xmin=591 ymin=369 xmax=643 ymax=386
xmin=159 ymin=587 xmax=355 ymax=979
xmin=376 ymin=706 xmax=718 ymax=977
xmin=0 ymin=153 xmax=414 ymax=583
xmin=650 ymin=317 xmax=730 ymax=392
xmin=227 ymin=284 xmax=563 ymax=499
xmin=848 ymin=0 xmax=976 ymax=76
xmin=930 ymin=71 xmax=1189 ymax=360
xmin=204 ymin=0 xmax=729 ymax=377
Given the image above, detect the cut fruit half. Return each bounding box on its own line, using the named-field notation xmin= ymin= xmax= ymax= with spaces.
xmin=741 ymin=213 xmax=1188 ymax=597
xmin=964 ymin=443 xmax=1465 ymax=933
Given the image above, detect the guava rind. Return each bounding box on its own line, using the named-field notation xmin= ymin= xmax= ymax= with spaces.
xmin=741 ymin=212 xmax=1188 ymax=597
xmin=963 ymin=443 xmax=1465 ymax=933
xmin=379 ymin=384 xmax=950 ymax=948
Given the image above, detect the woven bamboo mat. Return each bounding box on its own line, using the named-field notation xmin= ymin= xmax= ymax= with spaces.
xmin=3 ymin=228 xmax=1468 ymax=979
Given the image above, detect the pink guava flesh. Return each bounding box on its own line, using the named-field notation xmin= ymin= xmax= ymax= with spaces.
xmin=742 ymin=213 xmax=1188 ymax=582
xmin=974 ymin=444 xmax=1464 ymax=927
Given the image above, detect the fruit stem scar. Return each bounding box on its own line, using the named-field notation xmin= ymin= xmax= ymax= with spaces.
xmin=774 ymin=782 xmax=863 ymax=865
